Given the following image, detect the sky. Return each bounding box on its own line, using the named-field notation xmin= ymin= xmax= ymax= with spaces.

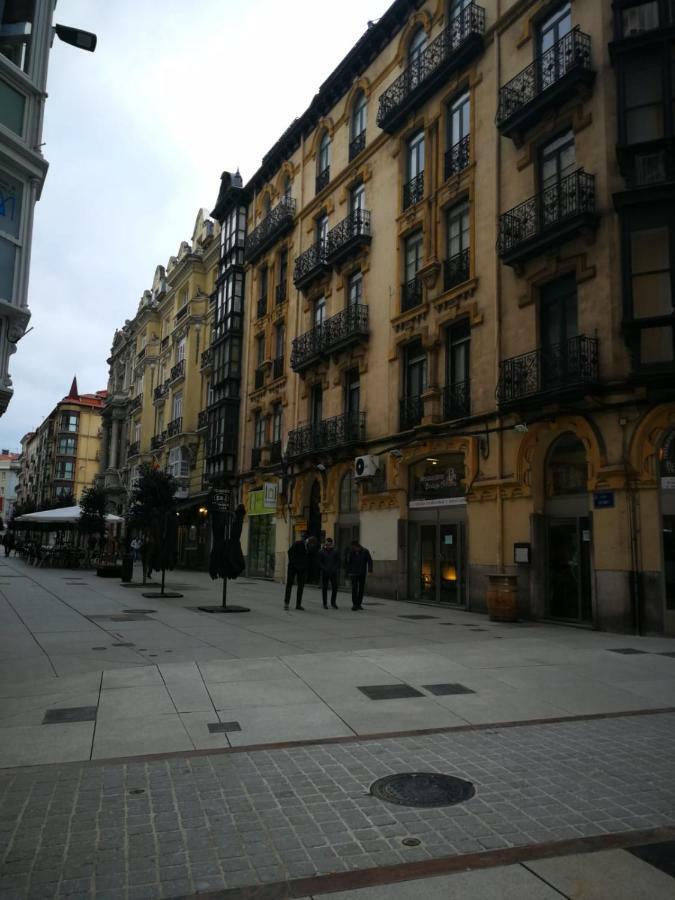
xmin=0 ymin=0 xmax=388 ymax=451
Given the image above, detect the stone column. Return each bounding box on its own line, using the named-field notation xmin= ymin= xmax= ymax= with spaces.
xmin=109 ymin=418 xmax=120 ymax=471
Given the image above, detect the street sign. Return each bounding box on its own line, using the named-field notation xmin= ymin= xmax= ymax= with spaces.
xmin=593 ymin=491 xmax=615 ymax=509
xmin=210 ymin=491 xmax=231 ymax=513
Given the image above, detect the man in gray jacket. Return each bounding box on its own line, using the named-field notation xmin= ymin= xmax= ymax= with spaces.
xmin=318 ymin=537 xmax=340 ymax=609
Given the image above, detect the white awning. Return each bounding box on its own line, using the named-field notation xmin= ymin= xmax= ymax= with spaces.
xmin=14 ymin=506 xmax=124 ymax=525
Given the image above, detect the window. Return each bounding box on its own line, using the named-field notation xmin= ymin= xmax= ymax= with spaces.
xmin=623 ymin=55 xmax=664 ymax=144
xmin=57 ymin=437 xmax=76 ymax=456
xmin=316 ymin=214 xmax=329 ymax=246
xmin=405 ymin=340 xmax=427 ymax=397
xmin=408 ymin=27 xmax=427 ymax=69
xmin=283 ymin=174 xmax=292 ymax=200
xmin=275 ymin=322 xmax=285 ymax=360
xmin=254 ymin=411 xmax=265 ymax=448
xmin=539 ymin=3 xmax=572 ymax=56
xmin=172 ymin=393 xmax=183 ymax=421
xmin=167 ymin=446 xmax=189 ymax=479
xmin=176 ymin=338 xmax=186 ymax=363
xmin=622 ymin=2 xmax=660 ymax=35
xmin=310 ymin=383 xmax=323 ymax=426
xmin=352 ymin=91 xmax=367 ymax=140
xmin=404 ymin=131 xmax=425 ymax=208
xmin=0 ymin=172 xmax=23 ymax=302
xmin=628 ymin=211 xmax=674 ymax=364
xmin=0 ymin=1 xmax=34 ymax=73
xmin=317 ymin=132 xmax=331 ymax=191
xmin=258 ymin=265 xmax=268 ymax=317
xmin=55 ymin=460 xmax=75 ymax=480
xmin=538 ymin=3 xmax=573 ymax=91
xmin=449 ymin=0 xmax=472 ymax=16
xmin=263 ymin=193 xmax=272 ymax=215
xmin=348 ymin=271 xmax=363 ymax=308
xmin=345 ymin=368 xmax=360 ymax=420
xmin=60 ymin=414 xmax=79 ymax=433
xmin=541 ymin=130 xmax=576 ymax=189
xmin=340 ymin=471 xmax=359 ymax=513
xmin=447 ymin=200 xmax=470 ymax=262
xmin=272 ymin=404 xmax=282 ymax=444
xmin=134 ymin=421 xmax=141 ymax=444
xmin=278 ymin=248 xmax=288 ymax=292
xmin=446 ymin=320 xmax=470 ymax=388
xmin=256 ymin=334 xmax=265 ymax=368
xmin=351 ymin=182 xmax=366 ymax=216
xmin=314 ymin=296 xmax=326 ymax=328
xmin=446 ymin=92 xmax=470 ymax=177
xmin=405 ymin=231 xmax=424 ymax=285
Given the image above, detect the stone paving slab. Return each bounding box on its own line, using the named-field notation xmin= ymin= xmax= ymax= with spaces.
xmin=0 ymin=712 xmax=674 ymax=899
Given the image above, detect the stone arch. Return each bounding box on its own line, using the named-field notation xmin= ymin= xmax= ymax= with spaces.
xmin=275 ymin=161 xmax=296 ymax=198
xmin=516 ymin=416 xmax=606 ymax=513
xmin=395 ymin=436 xmax=478 ymax=493
xmin=395 ymin=11 xmax=432 ymax=65
xmin=343 ymin=77 xmax=372 ymax=122
xmin=309 ymin=118 xmax=336 ymax=158
xmin=628 ymin=403 xmax=675 ymax=484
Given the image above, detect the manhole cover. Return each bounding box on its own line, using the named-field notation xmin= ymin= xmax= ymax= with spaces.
xmin=370 ymin=772 xmax=475 ymax=808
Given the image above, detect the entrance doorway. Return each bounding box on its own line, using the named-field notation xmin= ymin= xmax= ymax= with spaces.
xmin=660 ymin=431 xmax=675 ymax=634
xmin=408 ymin=520 xmax=466 ymax=605
xmin=248 ymin=515 xmax=275 ymax=578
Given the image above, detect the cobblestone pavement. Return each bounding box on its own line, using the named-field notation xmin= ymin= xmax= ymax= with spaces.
xmin=0 ymin=711 xmax=674 ymax=899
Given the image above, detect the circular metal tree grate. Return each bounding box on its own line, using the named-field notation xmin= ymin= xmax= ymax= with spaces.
xmin=370 ymin=772 xmax=475 ymax=808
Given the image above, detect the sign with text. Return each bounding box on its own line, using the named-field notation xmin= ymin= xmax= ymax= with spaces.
xmin=593 ymin=491 xmax=615 ymax=509
xmin=210 ymin=490 xmax=231 ymax=514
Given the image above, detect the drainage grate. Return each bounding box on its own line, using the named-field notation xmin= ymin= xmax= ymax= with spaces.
xmin=123 ymin=609 xmax=157 ymax=614
xmin=398 ymin=614 xmax=438 ymax=620
xmin=207 ymin=721 xmax=241 ymax=734
xmin=371 ymin=772 xmax=475 ymax=808
xmin=423 ymin=683 xmax=476 ymax=696
xmin=607 ymin=648 xmax=648 ymax=655
xmin=88 ymin=614 xmax=150 ymax=623
xmin=43 ymin=706 xmax=97 ymax=724
xmin=357 ymin=684 xmax=424 ymax=701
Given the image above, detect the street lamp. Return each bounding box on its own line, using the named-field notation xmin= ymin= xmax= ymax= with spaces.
xmin=54 ymin=24 xmax=96 ymax=52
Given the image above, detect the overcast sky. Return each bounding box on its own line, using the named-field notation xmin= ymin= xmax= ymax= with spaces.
xmin=0 ymin=0 xmax=388 ymax=451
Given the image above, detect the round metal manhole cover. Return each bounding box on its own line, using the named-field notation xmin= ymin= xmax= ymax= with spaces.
xmin=370 ymin=772 xmax=475 ymax=808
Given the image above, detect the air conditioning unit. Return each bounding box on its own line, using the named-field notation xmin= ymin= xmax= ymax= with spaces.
xmin=354 ymin=455 xmax=379 ymax=479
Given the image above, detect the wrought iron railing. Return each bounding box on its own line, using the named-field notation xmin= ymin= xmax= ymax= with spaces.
xmin=127 ymin=441 xmax=140 ymax=457
xmin=161 ymin=337 xmax=170 ymax=351
xmin=251 ymin=447 xmax=262 ymax=469
xmin=128 ymin=394 xmax=142 ymax=413
xmin=497 ymin=170 xmax=595 ymax=256
xmin=349 ymin=132 xmax=366 ymax=161
xmin=154 ymin=381 xmax=169 ymax=402
xmin=257 ymin=296 xmax=267 ymax=319
xmin=400 ymin=395 xmax=424 ymax=431
xmin=244 ymin=197 xmax=296 ymax=262
xmin=197 ymin=409 xmax=208 ymax=429
xmin=497 ymin=28 xmax=592 ymax=126
xmin=200 ymin=348 xmax=212 ymax=370
xmin=273 ymin=356 xmax=284 ymax=380
xmin=167 ymin=417 xmax=183 ymax=437
xmin=316 ymin=167 xmax=330 ymax=194
xmin=287 ymin=412 xmax=366 ymax=457
xmin=269 ymin=441 xmax=282 ymax=464
xmin=444 ymin=135 xmax=470 ymax=179
xmin=326 ymin=210 xmax=371 ymax=258
xmin=136 ymin=348 xmax=146 ymax=362
xmin=293 ymin=240 xmax=329 ymax=286
xmin=377 ymin=3 xmax=485 ymax=128
xmin=150 ymin=433 xmax=166 ymax=451
xmin=497 ymin=335 xmax=599 ymax=404
xmin=443 ymin=248 xmax=470 ymax=291
xmin=443 ymin=381 xmax=470 ymax=419
xmin=170 ymin=359 xmax=185 ymax=381
xmin=401 ymin=277 xmax=423 ymax=312
xmin=275 ymin=282 xmax=287 ymax=305
xmin=254 ymin=367 xmax=265 ymax=390
xmin=403 ymin=172 xmax=424 ymax=210
xmin=291 ymin=304 xmax=369 ymax=370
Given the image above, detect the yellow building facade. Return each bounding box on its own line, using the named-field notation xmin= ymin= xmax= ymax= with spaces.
xmin=214 ymin=0 xmax=675 ymax=635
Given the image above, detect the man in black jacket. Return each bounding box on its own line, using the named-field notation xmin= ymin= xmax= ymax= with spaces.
xmin=284 ymin=536 xmax=317 ymax=610
xmin=318 ymin=537 xmax=340 ymax=609
xmin=345 ymin=540 xmax=373 ymax=610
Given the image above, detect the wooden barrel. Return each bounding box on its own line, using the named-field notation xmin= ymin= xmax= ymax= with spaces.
xmin=486 ymin=574 xmax=518 ymax=622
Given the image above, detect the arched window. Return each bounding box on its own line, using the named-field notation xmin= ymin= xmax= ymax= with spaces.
xmin=318 ymin=131 xmax=331 ymax=175
xmin=408 ymin=27 xmax=428 ymax=67
xmin=546 ymin=434 xmax=588 ymax=496
xmin=263 ymin=193 xmax=272 ymax=215
xmin=340 ymin=471 xmax=359 ymax=513
xmin=351 ymin=91 xmax=367 ymax=140
xmin=283 ymin=173 xmax=292 ymax=200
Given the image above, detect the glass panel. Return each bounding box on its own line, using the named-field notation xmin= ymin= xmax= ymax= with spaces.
xmin=632 ymin=273 xmax=673 ymax=317
xmin=0 ymin=237 xmax=16 ymax=300
xmin=547 ymin=519 xmax=581 ymax=619
xmin=541 ymin=131 xmax=576 ymax=189
xmin=0 ymin=81 xmax=25 ymax=135
xmin=410 ymin=454 xmax=465 ymax=501
xmin=622 ymin=1 xmax=660 ymax=35
xmin=539 ymin=2 xmax=572 ymax=54
xmin=641 ymin=326 xmax=674 ymax=362
xmin=407 ymin=133 xmax=425 ymax=179
xmin=405 ymin=233 xmax=423 ymax=280
xmin=546 ymin=434 xmax=587 ymax=495
xmin=664 ymin=514 xmax=675 ymax=610
xmin=631 ymin=226 xmax=669 ymax=275
xmin=351 ymin=183 xmax=365 ymax=214
xmin=419 ymin=524 xmax=437 ymax=603
xmin=447 ymin=202 xmax=469 ymax=257
xmin=314 ymin=296 xmax=326 ymax=326
xmin=0 ymin=173 xmax=22 ymax=239
xmin=348 ymin=271 xmax=363 ymax=307
xmin=449 ymin=92 xmax=470 ymax=144
xmin=439 ymin=524 xmax=462 ymax=604
xmin=625 ymin=61 xmax=664 ymax=143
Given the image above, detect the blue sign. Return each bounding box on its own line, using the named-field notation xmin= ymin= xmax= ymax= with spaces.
xmin=593 ymin=491 xmax=615 ymax=509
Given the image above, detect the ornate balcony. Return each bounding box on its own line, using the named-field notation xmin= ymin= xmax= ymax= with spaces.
xmin=254 ymin=366 xmax=265 ymax=390
xmin=275 ymin=282 xmax=287 ymax=305
xmin=150 ymin=433 xmax=166 ymax=451
xmin=403 ymin=172 xmax=424 ymax=210
xmin=153 ymin=381 xmax=169 ymax=402
xmin=443 ymin=249 xmax=470 ymax=291
xmin=287 ymin=412 xmax=366 ymax=458
xmin=293 ymin=240 xmax=330 ymax=290
xmin=251 ymin=447 xmax=262 ymax=469
xmin=244 ymin=197 xmax=296 ymax=264
xmin=269 ymin=440 xmax=282 ymax=464
xmin=273 ymin=356 xmax=284 ymax=380
xmin=291 ymin=304 xmax=369 ymax=373
xmin=167 ymin=417 xmax=183 ymax=437
xmin=349 ymin=132 xmax=366 ymax=161
xmin=401 ymin=277 xmax=423 ymax=313
xmin=257 ymin=296 xmax=267 ymax=319
xmin=443 ymin=381 xmax=470 ymax=420
xmin=200 ymin=348 xmax=213 ymax=371
xmin=497 ymin=334 xmax=599 ymax=409
xmin=325 ymin=210 xmax=371 ymax=265
xmin=400 ymin=395 xmax=424 ymax=431
xmin=498 ymin=170 xmax=597 ymax=266
xmin=316 ymin=167 xmax=330 ymax=194
xmin=197 ymin=409 xmax=208 ymax=430
xmin=445 ymin=135 xmax=470 ymax=179
xmin=127 ymin=440 xmax=140 ymax=457
xmin=170 ymin=359 xmax=185 ymax=381
xmin=128 ymin=394 xmax=142 ymax=414
xmin=497 ymin=28 xmax=594 ymax=141
xmin=377 ymin=4 xmax=485 ymax=133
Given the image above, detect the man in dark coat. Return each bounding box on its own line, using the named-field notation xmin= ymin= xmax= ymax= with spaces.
xmin=284 ymin=536 xmax=317 ymax=610
xmin=318 ymin=537 xmax=340 ymax=609
xmin=345 ymin=540 xmax=373 ymax=610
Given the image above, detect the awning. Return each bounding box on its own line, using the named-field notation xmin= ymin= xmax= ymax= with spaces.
xmin=13 ymin=506 xmax=124 ymax=525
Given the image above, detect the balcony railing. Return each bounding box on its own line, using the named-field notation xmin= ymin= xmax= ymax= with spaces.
xmin=175 ymin=305 xmax=188 ymax=325
xmin=275 ymin=282 xmax=287 ymax=305
xmin=257 ymin=296 xmax=267 ymax=319
xmin=153 ymin=381 xmax=169 ymax=402
xmin=291 ymin=304 xmax=369 ymax=372
xmin=170 ymin=359 xmax=185 ymax=381
xmin=401 ymin=277 xmax=423 ymax=312
xmin=497 ymin=28 xmax=594 ymax=139
xmin=443 ymin=248 xmax=470 ymax=291
xmin=377 ymin=3 xmax=485 ymax=133
xmin=128 ymin=394 xmax=142 ymax=414
xmin=273 ymin=356 xmax=284 ymax=380
xmin=403 ymin=172 xmax=424 ymax=210
xmin=293 ymin=240 xmax=329 ymax=289
xmin=497 ymin=335 xmax=599 ymax=407
xmin=200 ymin=348 xmax=213 ymax=370
xmin=244 ymin=197 xmax=296 ymax=264
xmin=254 ymin=366 xmax=265 ymax=390
xmin=150 ymin=433 xmax=166 ymax=451
xmin=251 ymin=447 xmax=262 ymax=469
xmin=197 ymin=409 xmax=208 ymax=429
xmin=161 ymin=336 xmax=170 ymax=352
xmin=443 ymin=381 xmax=471 ymax=419
xmin=445 ymin=134 xmax=470 ymax=179
xmin=349 ymin=131 xmax=366 ymax=161
xmin=497 ymin=170 xmax=596 ymax=265
xmin=316 ymin=166 xmax=330 ymax=194
xmin=400 ymin=395 xmax=424 ymax=431
xmin=136 ymin=348 xmax=146 ymax=362
xmin=167 ymin=417 xmax=183 ymax=437
xmin=269 ymin=440 xmax=282 ymax=464
xmin=127 ymin=441 xmax=140 ymax=457
xmin=325 ymin=210 xmax=372 ymax=264
xmin=287 ymin=412 xmax=366 ymax=457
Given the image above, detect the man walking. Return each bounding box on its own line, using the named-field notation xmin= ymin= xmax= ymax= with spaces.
xmin=284 ymin=536 xmax=317 ymax=610
xmin=318 ymin=537 xmax=340 ymax=609
xmin=345 ymin=540 xmax=373 ymax=610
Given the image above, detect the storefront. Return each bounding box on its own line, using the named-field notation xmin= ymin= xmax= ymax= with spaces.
xmin=407 ymin=453 xmax=467 ymax=606
xmin=660 ymin=431 xmax=675 ymax=634
xmin=247 ymin=482 xmax=278 ymax=579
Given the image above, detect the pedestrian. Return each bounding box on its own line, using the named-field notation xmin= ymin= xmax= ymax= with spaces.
xmin=130 ymin=535 xmax=142 ymax=563
xmin=284 ymin=535 xmax=318 ymax=610
xmin=318 ymin=536 xmax=340 ymax=609
xmin=3 ymin=531 xmax=14 ymax=558
xmin=345 ymin=540 xmax=373 ymax=610
xmin=139 ymin=534 xmax=154 ymax=585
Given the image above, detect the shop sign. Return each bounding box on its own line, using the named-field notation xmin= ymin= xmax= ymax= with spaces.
xmin=409 ymin=497 xmax=467 ymax=509
xmin=210 ymin=490 xmax=231 ymax=513
xmin=661 ymin=477 xmax=675 ymax=490
xmin=593 ymin=491 xmax=615 ymax=509
xmin=248 ymin=488 xmax=277 ymax=517
xmin=264 ymin=481 xmax=279 ymax=508
xmin=410 ymin=453 xmax=465 ymax=503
